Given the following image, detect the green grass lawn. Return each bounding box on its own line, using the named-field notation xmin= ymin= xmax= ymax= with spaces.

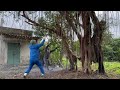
xmin=103 ymin=62 xmax=120 ymax=75
xmin=91 ymin=62 xmax=120 ymax=75
xmin=62 ymin=58 xmax=120 ymax=75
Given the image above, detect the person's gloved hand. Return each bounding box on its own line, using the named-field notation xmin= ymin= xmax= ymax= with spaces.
xmin=42 ymin=36 xmax=46 ymax=40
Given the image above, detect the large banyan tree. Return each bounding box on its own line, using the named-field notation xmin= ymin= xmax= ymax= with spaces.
xmin=2 ymin=11 xmax=105 ymax=74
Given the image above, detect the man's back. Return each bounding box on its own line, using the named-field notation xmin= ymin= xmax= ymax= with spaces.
xmin=29 ymin=39 xmax=45 ymax=60
xmin=29 ymin=44 xmax=40 ymax=60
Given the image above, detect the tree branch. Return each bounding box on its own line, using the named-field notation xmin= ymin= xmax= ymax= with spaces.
xmin=69 ymin=11 xmax=83 ymax=28
xmin=20 ymin=11 xmax=61 ymax=36
xmin=22 ymin=11 xmax=40 ymax=26
xmin=25 ymin=21 xmax=33 ymax=25
xmin=59 ymin=11 xmax=81 ymax=40
xmin=50 ymin=47 xmax=59 ymax=53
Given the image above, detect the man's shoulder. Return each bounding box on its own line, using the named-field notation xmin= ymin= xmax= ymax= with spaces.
xmin=29 ymin=44 xmax=35 ymax=48
xmin=30 ymin=44 xmax=40 ymax=48
xmin=29 ymin=44 xmax=32 ymax=47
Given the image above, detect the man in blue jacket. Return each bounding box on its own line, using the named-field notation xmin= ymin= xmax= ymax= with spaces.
xmin=23 ymin=36 xmax=46 ymax=78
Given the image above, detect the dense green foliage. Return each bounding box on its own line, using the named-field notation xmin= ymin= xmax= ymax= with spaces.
xmin=103 ymin=38 xmax=120 ymax=62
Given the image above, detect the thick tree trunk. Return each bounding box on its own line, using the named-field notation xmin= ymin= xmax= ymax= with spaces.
xmin=80 ymin=37 xmax=85 ymax=72
xmin=59 ymin=41 xmax=64 ymax=68
xmin=90 ymin=11 xmax=105 ymax=74
xmin=62 ymin=36 xmax=79 ymax=71
xmin=81 ymin=11 xmax=92 ymax=74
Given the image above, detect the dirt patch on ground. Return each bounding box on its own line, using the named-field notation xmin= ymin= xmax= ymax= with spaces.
xmin=11 ymin=70 xmax=120 ymax=79
xmin=0 ymin=65 xmax=120 ymax=79
xmin=32 ymin=70 xmax=120 ymax=79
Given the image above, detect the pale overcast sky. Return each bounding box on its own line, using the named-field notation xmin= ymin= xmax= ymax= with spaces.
xmin=0 ymin=11 xmax=120 ymax=38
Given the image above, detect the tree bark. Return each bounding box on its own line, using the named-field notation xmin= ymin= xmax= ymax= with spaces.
xmin=90 ymin=11 xmax=105 ymax=74
xmin=81 ymin=11 xmax=92 ymax=74
xmin=62 ymin=36 xmax=79 ymax=71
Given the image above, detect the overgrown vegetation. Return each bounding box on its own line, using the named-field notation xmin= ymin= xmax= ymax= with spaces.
xmin=103 ymin=38 xmax=120 ymax=62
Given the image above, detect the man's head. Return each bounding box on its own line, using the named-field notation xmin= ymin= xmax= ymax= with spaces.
xmin=30 ymin=40 xmax=36 ymax=45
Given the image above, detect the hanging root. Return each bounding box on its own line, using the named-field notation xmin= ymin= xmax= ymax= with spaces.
xmin=82 ymin=57 xmax=92 ymax=74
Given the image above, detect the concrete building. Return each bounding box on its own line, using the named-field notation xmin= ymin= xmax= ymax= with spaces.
xmin=0 ymin=26 xmax=39 ymax=65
